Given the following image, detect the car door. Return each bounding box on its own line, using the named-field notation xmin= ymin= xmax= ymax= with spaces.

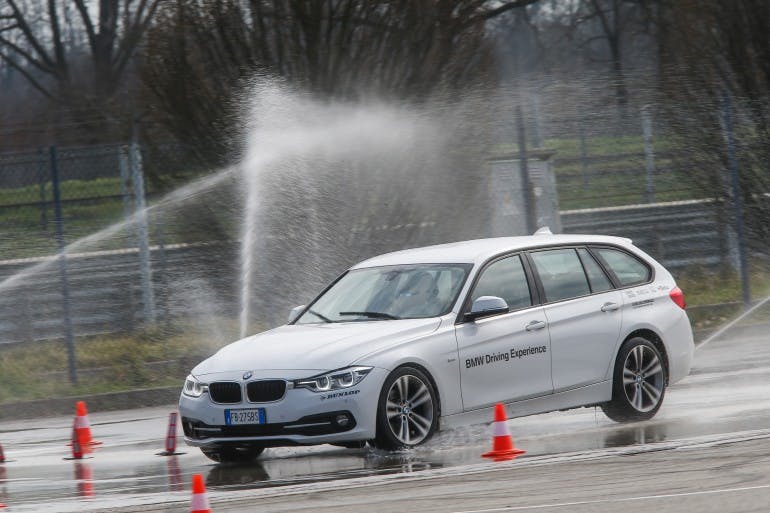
xmin=455 ymin=254 xmax=553 ymax=411
xmin=527 ymin=247 xmax=623 ymax=392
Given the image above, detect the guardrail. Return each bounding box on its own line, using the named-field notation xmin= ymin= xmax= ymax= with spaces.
xmin=0 ymin=196 xmax=760 ymax=346
xmin=560 ymin=198 xmax=733 ymax=269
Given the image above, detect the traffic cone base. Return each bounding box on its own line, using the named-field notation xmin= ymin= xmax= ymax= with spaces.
xmin=481 ymin=403 xmax=526 ymax=461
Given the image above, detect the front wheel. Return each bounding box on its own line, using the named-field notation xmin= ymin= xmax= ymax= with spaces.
xmin=602 ymin=337 xmax=667 ymax=422
xmin=201 ymin=444 xmax=265 ymax=463
xmin=372 ymin=366 xmax=439 ymax=450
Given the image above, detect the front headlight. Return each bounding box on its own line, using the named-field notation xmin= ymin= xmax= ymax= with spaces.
xmin=294 ymin=366 xmax=372 ymax=392
xmin=183 ymin=375 xmax=208 ymax=397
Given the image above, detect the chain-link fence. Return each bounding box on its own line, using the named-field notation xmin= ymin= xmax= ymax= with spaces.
xmin=0 ymin=88 xmax=767 ymax=398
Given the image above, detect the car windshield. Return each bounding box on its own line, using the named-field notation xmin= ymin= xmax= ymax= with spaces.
xmin=295 ymin=264 xmax=472 ymax=323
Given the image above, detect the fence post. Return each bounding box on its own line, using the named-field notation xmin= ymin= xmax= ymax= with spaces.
xmin=530 ymin=92 xmax=543 ymax=148
xmin=641 ymin=105 xmax=656 ymax=203
xmin=50 ymin=146 xmax=78 ymax=385
xmin=119 ymin=145 xmax=134 ymax=224
xmin=516 ymin=105 xmax=536 ymax=234
xmin=579 ymin=113 xmax=589 ymax=188
xmin=721 ymin=92 xmax=750 ymax=309
xmin=130 ymin=141 xmax=157 ymax=325
xmin=37 ymin=148 xmax=48 ymax=231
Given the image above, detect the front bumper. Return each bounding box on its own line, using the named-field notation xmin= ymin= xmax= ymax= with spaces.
xmin=178 ymin=367 xmax=386 ymax=447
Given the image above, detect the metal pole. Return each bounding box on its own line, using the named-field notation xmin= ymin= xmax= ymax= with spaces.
xmin=516 ymin=105 xmax=536 ymax=234
xmin=119 ymin=145 xmax=134 ymax=227
xmin=50 ymin=146 xmax=77 ymax=385
xmin=130 ymin=141 xmax=157 ymax=325
xmin=531 ymin=92 xmax=543 ymax=148
xmin=722 ymin=92 xmax=750 ymax=308
xmin=38 ymin=148 xmax=48 ymax=231
xmin=579 ymin=114 xmax=589 ymax=188
xmin=641 ymin=105 xmax=656 ymax=203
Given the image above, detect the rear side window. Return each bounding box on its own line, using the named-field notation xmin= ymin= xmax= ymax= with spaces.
xmin=577 ymin=248 xmax=613 ymax=293
xmin=471 ymin=255 xmax=532 ymax=311
xmin=595 ymin=248 xmax=651 ymax=286
xmin=529 ymin=248 xmax=591 ymax=302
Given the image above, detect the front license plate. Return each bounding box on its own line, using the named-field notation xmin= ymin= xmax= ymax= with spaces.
xmin=224 ymin=408 xmax=266 ymax=426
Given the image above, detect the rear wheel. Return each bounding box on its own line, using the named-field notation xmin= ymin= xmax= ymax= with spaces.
xmin=602 ymin=337 xmax=667 ymax=422
xmin=200 ymin=444 xmax=265 ymax=463
xmin=372 ymin=366 xmax=439 ymax=450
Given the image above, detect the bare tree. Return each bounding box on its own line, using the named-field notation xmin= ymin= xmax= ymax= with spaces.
xmin=658 ymin=0 xmax=770 ymax=251
xmin=140 ymin=0 xmax=539 ymax=169
xmin=573 ymin=0 xmax=653 ymax=110
xmin=0 ymin=0 xmax=161 ymax=101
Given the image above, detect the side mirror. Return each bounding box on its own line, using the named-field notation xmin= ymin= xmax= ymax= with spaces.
xmin=287 ymin=305 xmax=306 ymax=324
xmin=465 ymin=296 xmax=509 ymax=321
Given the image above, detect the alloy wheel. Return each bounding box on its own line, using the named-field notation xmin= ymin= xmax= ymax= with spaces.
xmin=622 ymin=345 xmax=665 ymax=412
xmin=385 ymin=374 xmax=435 ymax=445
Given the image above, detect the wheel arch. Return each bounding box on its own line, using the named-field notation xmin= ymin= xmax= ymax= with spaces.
xmin=622 ymin=328 xmax=670 ymax=385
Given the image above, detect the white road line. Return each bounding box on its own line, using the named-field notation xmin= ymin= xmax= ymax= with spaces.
xmin=454 ymin=483 xmax=770 ymax=513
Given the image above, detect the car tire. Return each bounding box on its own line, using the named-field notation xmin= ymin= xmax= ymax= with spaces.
xmin=372 ymin=366 xmax=439 ymax=450
xmin=602 ymin=337 xmax=667 ymax=422
xmin=200 ymin=444 xmax=265 ymax=463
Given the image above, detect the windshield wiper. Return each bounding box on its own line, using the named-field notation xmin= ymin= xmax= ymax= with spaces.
xmin=339 ymin=311 xmax=400 ymax=320
xmin=307 ymin=309 xmax=333 ymax=323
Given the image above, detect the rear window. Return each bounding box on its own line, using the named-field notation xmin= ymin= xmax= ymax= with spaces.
xmin=595 ymin=247 xmax=651 ymax=286
xmin=577 ymin=248 xmax=613 ymax=293
xmin=529 ymin=248 xmax=591 ymax=302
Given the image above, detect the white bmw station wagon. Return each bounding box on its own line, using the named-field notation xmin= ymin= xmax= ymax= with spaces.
xmin=180 ymin=231 xmax=694 ymax=462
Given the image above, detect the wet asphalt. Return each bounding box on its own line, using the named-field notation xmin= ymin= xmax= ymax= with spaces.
xmin=0 ymin=326 xmax=768 ymax=512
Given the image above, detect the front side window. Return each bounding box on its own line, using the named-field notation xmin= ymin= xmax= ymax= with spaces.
xmin=470 ymin=255 xmax=532 ymax=311
xmin=595 ymin=248 xmax=651 ymax=286
xmin=530 ymin=248 xmax=591 ymax=302
xmin=295 ymin=264 xmax=471 ymax=323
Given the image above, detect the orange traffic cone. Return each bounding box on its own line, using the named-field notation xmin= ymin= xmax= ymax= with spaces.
xmin=481 ymin=403 xmax=525 ymax=461
xmin=69 ymin=401 xmax=102 ymax=448
xmin=190 ymin=474 xmax=211 ymax=513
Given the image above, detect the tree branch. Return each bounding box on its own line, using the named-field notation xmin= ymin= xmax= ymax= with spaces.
xmin=72 ymin=0 xmax=97 ymax=50
xmin=0 ymin=23 xmax=20 ymax=33
xmin=5 ymin=0 xmax=56 ymax=69
xmin=113 ymin=0 xmax=161 ymax=81
xmin=0 ymin=34 xmax=54 ymax=73
xmin=473 ymin=0 xmax=541 ymax=23
xmin=0 ymin=50 xmax=53 ymax=99
xmin=47 ymin=0 xmax=68 ymax=77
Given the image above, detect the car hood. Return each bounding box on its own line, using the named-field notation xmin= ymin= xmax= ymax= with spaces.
xmin=192 ymin=318 xmax=441 ymax=378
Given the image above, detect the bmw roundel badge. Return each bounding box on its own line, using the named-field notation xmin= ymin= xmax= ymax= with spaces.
xmin=243 ymin=371 xmax=253 ymax=380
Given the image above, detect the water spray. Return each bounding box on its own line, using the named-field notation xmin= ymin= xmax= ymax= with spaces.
xmin=695 ymin=294 xmax=770 ymax=350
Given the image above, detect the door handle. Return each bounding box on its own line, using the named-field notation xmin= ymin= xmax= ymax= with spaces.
xmin=525 ymin=320 xmax=546 ymax=331
xmin=601 ymin=302 xmax=620 ymax=312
